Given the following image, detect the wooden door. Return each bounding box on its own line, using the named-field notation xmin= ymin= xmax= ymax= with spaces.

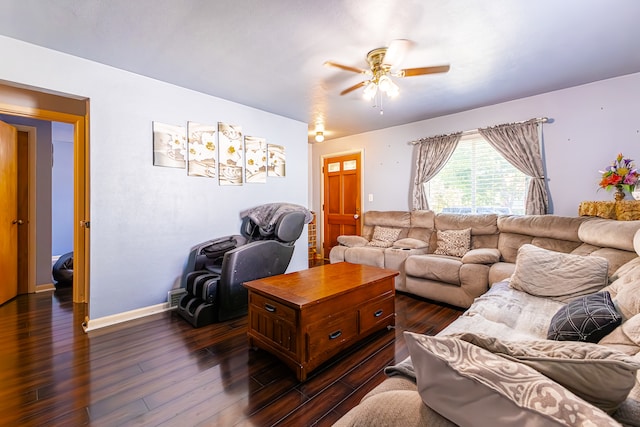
xmin=0 ymin=120 xmax=18 ymax=305
xmin=17 ymin=130 xmax=29 ymax=294
xmin=323 ymin=153 xmax=361 ymax=257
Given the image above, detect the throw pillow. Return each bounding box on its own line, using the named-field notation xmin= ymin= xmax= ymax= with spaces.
xmin=547 ymin=291 xmax=622 ymax=343
xmin=433 ymin=228 xmax=471 ymax=257
xmin=405 ymin=332 xmax=621 ymax=427
xmin=453 ymin=332 xmax=640 ymax=414
xmin=366 ymin=226 xmax=401 ymax=248
xmin=510 ymin=244 xmax=609 ymax=303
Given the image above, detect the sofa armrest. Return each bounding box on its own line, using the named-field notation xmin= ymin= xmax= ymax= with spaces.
xmin=392 ymin=238 xmax=429 ymax=250
xmin=337 ymin=235 xmax=369 ymax=248
xmin=461 ymin=248 xmax=501 ymax=264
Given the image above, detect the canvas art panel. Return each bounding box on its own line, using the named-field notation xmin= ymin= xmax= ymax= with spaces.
xmin=244 ymin=136 xmax=267 ymax=183
xmin=218 ymin=122 xmax=244 ymax=185
xmin=153 ymin=122 xmax=186 ymax=168
xmin=267 ymin=144 xmax=286 ymax=177
xmin=187 ymin=122 xmax=217 ymax=178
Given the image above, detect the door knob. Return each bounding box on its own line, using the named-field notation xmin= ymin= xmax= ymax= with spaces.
xmin=12 ymin=219 xmax=24 ymax=225
xmin=353 ymin=214 xmax=359 ymax=219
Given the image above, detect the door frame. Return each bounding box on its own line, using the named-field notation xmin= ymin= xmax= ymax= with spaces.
xmin=0 ymin=102 xmax=90 ymax=305
xmin=319 ymin=149 xmax=364 ymax=258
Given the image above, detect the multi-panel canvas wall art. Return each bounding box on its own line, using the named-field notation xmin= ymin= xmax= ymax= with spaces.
xmin=218 ymin=122 xmax=244 ymax=185
xmin=187 ymin=122 xmax=217 ymax=178
xmin=267 ymin=144 xmax=286 ymax=177
xmin=153 ymin=122 xmax=187 ymax=168
xmin=244 ymin=136 xmax=267 ymax=183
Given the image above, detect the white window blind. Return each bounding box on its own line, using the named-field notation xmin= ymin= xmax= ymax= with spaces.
xmin=426 ymin=133 xmax=528 ymax=215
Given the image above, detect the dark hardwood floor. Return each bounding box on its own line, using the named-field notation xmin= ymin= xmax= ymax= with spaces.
xmin=0 ymin=272 xmax=462 ymax=427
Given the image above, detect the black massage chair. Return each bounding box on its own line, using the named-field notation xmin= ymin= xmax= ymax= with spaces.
xmin=176 ymin=210 xmax=306 ymax=327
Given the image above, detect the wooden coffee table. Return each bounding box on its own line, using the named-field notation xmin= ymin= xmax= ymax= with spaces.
xmin=244 ymin=262 xmax=398 ymax=381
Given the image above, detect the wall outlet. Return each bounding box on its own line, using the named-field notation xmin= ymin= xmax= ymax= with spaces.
xmin=368 ymin=193 xmax=373 ymax=202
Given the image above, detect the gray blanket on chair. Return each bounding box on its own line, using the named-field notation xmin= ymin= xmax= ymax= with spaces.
xmin=240 ymin=203 xmax=312 ymax=235
xmin=384 ymin=356 xmax=416 ymax=382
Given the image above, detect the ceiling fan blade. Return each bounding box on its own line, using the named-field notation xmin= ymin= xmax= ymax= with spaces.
xmin=400 ymin=65 xmax=450 ymax=77
xmin=383 ymin=39 xmax=413 ymax=68
xmin=340 ymin=81 xmax=367 ymax=96
xmin=324 ymin=61 xmax=368 ymax=74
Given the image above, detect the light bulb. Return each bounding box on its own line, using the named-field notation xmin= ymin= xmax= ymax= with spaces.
xmin=363 ymin=81 xmax=377 ymax=100
xmin=378 ymin=75 xmax=391 ymax=93
xmin=386 ymin=80 xmax=400 ymax=98
xmin=315 ymin=132 xmax=324 ymax=143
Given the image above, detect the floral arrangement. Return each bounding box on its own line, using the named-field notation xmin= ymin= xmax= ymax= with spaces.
xmin=599 ymin=153 xmax=639 ymax=193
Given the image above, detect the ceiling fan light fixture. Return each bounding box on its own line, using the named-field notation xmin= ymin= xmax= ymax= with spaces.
xmin=385 ymin=79 xmax=400 ymax=98
xmin=315 ymin=131 xmax=325 ymax=143
xmin=363 ymin=81 xmax=378 ymax=100
xmin=378 ymin=75 xmax=392 ymax=92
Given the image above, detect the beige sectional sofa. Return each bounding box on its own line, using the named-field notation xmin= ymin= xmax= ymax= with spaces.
xmin=330 ymin=210 xmax=640 ymax=308
xmin=333 ymin=218 xmax=640 ymax=426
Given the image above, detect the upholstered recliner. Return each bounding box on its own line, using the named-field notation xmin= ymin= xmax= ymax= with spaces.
xmin=177 ymin=205 xmax=309 ymax=327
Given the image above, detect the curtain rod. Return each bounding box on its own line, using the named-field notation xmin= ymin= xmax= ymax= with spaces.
xmin=410 ymin=117 xmax=549 ymax=145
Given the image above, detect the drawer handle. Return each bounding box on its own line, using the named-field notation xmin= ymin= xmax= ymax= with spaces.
xmin=374 ymin=309 xmax=384 ymax=318
xmin=328 ymin=330 xmax=342 ymax=340
xmin=264 ymin=303 xmax=276 ymax=313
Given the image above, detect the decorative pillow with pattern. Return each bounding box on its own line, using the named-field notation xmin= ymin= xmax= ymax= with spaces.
xmin=433 ymin=228 xmax=471 ymax=257
xmin=366 ymin=226 xmax=401 ymax=248
xmin=453 ymin=332 xmax=640 ymax=414
xmin=548 ymin=291 xmax=622 ymax=343
xmin=405 ymin=332 xmax=622 ymax=427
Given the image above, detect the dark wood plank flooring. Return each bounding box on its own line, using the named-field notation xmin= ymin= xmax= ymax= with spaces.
xmin=0 ymin=277 xmax=462 ymax=426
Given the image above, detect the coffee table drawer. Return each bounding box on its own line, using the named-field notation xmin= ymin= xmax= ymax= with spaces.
xmin=307 ymin=313 xmax=357 ymax=361
xmin=359 ymin=293 xmax=394 ymax=334
xmin=249 ymin=292 xmax=297 ymax=324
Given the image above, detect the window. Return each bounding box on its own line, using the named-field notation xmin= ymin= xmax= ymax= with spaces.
xmin=426 ymin=133 xmax=528 ymax=215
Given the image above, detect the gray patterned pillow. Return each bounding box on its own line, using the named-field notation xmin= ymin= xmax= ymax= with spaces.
xmin=405 ymin=332 xmax=622 ymax=427
xmin=454 ymin=332 xmax=640 ymax=414
xmin=548 ymin=291 xmax=622 ymax=343
xmin=367 ymin=226 xmax=401 ymax=248
xmin=433 ymin=228 xmax=471 ymax=257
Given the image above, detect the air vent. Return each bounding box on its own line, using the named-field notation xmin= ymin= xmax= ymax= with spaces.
xmin=167 ymin=289 xmax=187 ymax=309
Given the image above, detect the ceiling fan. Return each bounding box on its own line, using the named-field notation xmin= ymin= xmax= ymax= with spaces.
xmin=324 ymin=39 xmax=450 ymax=100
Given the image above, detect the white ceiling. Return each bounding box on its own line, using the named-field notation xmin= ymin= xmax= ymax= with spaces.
xmin=1 ymin=0 xmax=640 ymax=143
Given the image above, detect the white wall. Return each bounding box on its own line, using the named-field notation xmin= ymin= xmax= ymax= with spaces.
xmin=52 ymin=121 xmax=74 ymax=256
xmin=0 ymin=36 xmax=309 ymax=319
xmin=312 ymin=72 xmax=640 ymax=239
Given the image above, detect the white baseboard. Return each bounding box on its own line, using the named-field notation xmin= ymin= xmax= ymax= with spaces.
xmin=83 ymin=302 xmax=172 ymax=332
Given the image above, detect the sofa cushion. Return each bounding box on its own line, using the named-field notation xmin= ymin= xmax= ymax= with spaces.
xmin=405 ymin=255 xmax=462 ymax=284
xmin=510 ymin=244 xmax=609 ymax=302
xmin=434 ymin=228 xmax=470 ymax=257
xmin=547 ymin=291 xmax=622 ymax=343
xmin=461 ymin=248 xmax=500 ymax=264
xmin=600 ymin=313 xmax=640 ymax=355
xmin=405 ymin=332 xmax=621 ymax=427
xmin=454 ymin=332 xmax=640 ymax=414
xmin=336 ymin=235 xmax=368 ymax=248
xmin=367 ymin=226 xmax=401 ymax=248
xmin=579 ymin=219 xmax=640 ymax=252
xmin=614 ymin=279 xmax=640 ymax=320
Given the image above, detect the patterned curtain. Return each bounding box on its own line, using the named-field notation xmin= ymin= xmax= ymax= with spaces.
xmin=479 ymin=120 xmax=549 ymax=215
xmin=411 ymin=133 xmax=462 ymax=210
